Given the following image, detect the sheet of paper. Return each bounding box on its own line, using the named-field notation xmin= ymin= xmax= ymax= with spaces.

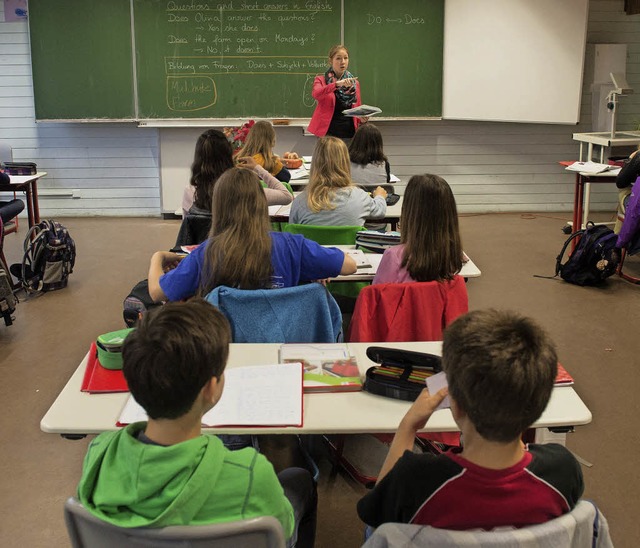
xmin=425 ymin=371 xmax=450 ymax=411
xmin=345 ymin=249 xmax=374 ymax=272
xmin=275 ymin=203 xmax=292 ymax=216
xmin=389 ymin=174 xmax=401 ymax=183
xmin=289 ymin=167 xmax=309 ymax=180
xmin=118 ymin=363 xmax=303 ymax=427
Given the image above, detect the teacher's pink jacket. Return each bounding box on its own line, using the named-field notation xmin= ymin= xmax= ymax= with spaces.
xmin=307 ymin=75 xmax=362 ymax=137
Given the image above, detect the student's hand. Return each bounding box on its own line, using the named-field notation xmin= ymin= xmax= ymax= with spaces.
xmin=237 ymin=156 xmax=258 ymax=170
xmin=313 ymin=278 xmax=329 ymax=287
xmin=158 ymin=251 xmax=183 ymax=273
xmin=400 ymin=387 xmax=449 ymax=433
xmin=358 ymin=116 xmax=370 ymax=124
xmin=372 ymin=186 xmax=388 ymax=199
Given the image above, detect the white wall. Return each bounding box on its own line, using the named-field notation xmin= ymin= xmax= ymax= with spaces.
xmin=1 ymin=1 xmax=639 ymax=217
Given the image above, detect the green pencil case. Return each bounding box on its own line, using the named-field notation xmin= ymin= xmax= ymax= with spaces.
xmin=363 ymin=346 xmax=442 ymax=402
xmin=96 ymin=328 xmax=134 ymax=370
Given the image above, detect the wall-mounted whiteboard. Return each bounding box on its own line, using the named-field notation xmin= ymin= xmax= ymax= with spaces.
xmin=443 ymin=0 xmax=589 ymax=124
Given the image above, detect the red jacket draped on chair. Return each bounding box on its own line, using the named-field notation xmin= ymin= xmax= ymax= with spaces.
xmin=347 ymin=277 xmax=469 ymax=342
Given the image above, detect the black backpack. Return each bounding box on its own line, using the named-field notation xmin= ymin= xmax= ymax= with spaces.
xmin=123 ymin=279 xmax=161 ymax=327
xmin=13 ymin=220 xmax=76 ymax=293
xmin=555 ymin=222 xmax=620 ymax=286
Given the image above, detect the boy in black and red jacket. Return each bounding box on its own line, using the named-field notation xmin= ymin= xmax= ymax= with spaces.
xmin=358 ymin=309 xmax=584 ymax=531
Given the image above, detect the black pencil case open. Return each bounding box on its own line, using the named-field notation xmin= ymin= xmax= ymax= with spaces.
xmin=363 ymin=346 xmax=442 ymax=402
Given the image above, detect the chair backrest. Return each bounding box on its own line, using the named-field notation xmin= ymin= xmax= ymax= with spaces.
xmin=206 ymin=283 xmax=342 ymax=343
xmin=64 ymin=497 xmax=286 ymax=548
xmin=283 ymin=223 xmax=363 ymax=245
xmin=347 ymin=279 xmax=469 ymax=343
xmin=361 ymin=500 xmax=613 ymax=548
xmin=174 ymin=213 xmax=212 ymax=248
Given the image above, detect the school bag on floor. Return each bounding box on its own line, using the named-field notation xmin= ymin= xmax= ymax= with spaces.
xmin=555 ymin=222 xmax=620 ymax=286
xmin=13 ymin=220 xmax=76 ymax=293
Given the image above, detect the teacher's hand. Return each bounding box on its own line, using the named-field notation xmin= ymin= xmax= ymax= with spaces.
xmin=336 ymin=77 xmax=357 ymax=88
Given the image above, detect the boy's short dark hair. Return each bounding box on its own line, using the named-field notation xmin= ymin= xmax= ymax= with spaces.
xmin=442 ymin=309 xmax=557 ymax=443
xmin=122 ymin=299 xmax=231 ymax=420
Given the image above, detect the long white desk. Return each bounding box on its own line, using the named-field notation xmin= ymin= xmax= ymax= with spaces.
xmin=331 ymin=246 xmax=481 ymax=281
xmin=41 ymin=342 xmax=590 ymax=445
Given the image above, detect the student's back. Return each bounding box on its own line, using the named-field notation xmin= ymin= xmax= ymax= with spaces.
xmin=290 ymin=136 xmax=386 ymax=227
xmin=78 ymin=424 xmax=293 ymax=530
xmin=77 ymin=301 xmax=296 ymax=536
xmin=373 ymin=174 xmax=462 ymax=284
xmin=357 ymin=309 xmax=584 ymax=531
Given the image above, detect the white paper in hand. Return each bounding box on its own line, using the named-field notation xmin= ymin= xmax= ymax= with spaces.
xmin=425 ymin=371 xmax=450 ymax=411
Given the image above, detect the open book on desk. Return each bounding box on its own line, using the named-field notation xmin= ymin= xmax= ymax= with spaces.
xmin=280 ymin=344 xmax=362 ymax=393
xmin=118 ymin=363 xmax=303 ymax=427
xmin=565 ymin=161 xmax=621 ymax=175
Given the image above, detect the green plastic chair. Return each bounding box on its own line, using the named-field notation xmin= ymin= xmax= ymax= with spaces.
xmin=282 ymin=224 xmax=367 ymax=300
xmin=282 ymin=223 xmax=363 ymax=245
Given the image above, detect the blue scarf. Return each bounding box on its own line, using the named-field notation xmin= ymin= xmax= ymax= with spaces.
xmin=325 ymin=67 xmax=357 ymax=107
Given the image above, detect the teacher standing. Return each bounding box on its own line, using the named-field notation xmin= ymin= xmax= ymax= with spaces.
xmin=308 ymin=45 xmax=362 ymax=140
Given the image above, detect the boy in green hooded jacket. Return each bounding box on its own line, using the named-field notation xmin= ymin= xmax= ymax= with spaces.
xmin=77 ymin=299 xmax=316 ymax=546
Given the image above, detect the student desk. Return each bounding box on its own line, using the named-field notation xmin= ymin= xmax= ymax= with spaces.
xmin=330 ymin=246 xmax=481 ymax=281
xmin=269 ymin=197 xmax=403 ymax=231
xmin=0 ymin=172 xmax=46 ymax=229
xmin=41 ymin=341 xmax=591 ymax=446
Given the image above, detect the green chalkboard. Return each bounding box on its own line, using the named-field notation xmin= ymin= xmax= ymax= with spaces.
xmin=345 ymin=0 xmax=444 ymax=118
xmin=28 ymin=0 xmax=444 ymax=120
xmin=29 ymin=0 xmax=135 ymax=120
xmin=134 ymin=0 xmax=341 ymax=118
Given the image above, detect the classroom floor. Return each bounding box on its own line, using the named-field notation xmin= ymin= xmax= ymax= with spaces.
xmin=1 ymin=213 xmax=639 ymax=548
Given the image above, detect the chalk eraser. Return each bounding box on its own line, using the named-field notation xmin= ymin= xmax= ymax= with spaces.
xmin=272 ymin=119 xmax=290 ymax=125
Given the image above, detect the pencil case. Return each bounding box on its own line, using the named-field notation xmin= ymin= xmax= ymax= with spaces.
xmin=363 ymin=346 xmax=442 ymax=402
xmin=3 ymin=162 xmax=37 ymax=175
xmin=96 ymin=327 xmax=134 ymax=370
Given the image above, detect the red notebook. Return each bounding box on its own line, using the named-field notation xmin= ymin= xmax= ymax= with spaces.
xmin=80 ymin=342 xmax=129 ymax=393
xmin=555 ymin=363 xmax=574 ymax=386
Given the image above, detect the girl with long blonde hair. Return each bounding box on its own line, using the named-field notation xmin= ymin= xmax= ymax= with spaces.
xmin=237 ymin=120 xmax=291 ymax=182
xmin=290 ymin=136 xmax=387 ymax=226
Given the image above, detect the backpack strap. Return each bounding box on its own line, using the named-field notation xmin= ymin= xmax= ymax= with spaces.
xmin=555 ymin=229 xmax=586 ymax=277
xmin=385 ymin=160 xmax=391 ymax=184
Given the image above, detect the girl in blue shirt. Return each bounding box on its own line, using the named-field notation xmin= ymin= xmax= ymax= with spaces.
xmin=149 ymin=167 xmax=356 ymax=302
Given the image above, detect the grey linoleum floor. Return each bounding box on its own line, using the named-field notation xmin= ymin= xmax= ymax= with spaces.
xmin=1 ymin=213 xmax=639 ymax=547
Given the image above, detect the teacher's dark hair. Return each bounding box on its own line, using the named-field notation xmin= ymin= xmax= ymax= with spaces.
xmin=191 ymin=129 xmax=235 ymax=212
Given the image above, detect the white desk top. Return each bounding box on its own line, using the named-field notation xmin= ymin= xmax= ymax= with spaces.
xmin=330 ymin=246 xmax=481 ymax=281
xmin=41 ymin=342 xmax=591 ymax=437
xmin=573 ymin=131 xmax=640 ymax=147
xmin=2 ymin=171 xmax=47 ymax=186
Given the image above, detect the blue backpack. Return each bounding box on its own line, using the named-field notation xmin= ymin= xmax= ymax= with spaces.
xmin=555 ymin=222 xmax=620 ymax=286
